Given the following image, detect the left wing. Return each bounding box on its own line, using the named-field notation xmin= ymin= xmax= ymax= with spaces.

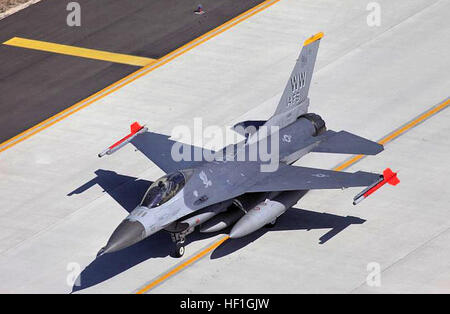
xmin=247 ymin=164 xmax=381 ymax=192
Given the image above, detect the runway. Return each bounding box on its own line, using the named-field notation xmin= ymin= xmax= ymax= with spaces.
xmin=0 ymin=0 xmax=449 ymax=294
xmin=0 ymin=0 xmax=265 ymax=143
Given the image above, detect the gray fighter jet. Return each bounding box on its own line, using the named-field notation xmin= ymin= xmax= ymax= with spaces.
xmin=97 ymin=32 xmax=399 ymax=257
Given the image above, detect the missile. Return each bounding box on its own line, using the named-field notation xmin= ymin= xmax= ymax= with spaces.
xmin=199 ymin=193 xmax=272 ymax=233
xmin=98 ymin=122 xmax=147 ymax=157
xmin=181 ymin=200 xmax=232 ymax=228
xmin=353 ymin=168 xmax=400 ymax=205
xmin=164 ymin=200 xmax=232 ymax=235
xmin=199 ymin=207 xmax=244 ymax=233
xmin=229 ymin=190 xmax=306 ymax=238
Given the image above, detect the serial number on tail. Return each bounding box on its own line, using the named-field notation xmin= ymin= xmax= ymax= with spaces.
xmin=287 ymin=71 xmax=306 ymax=108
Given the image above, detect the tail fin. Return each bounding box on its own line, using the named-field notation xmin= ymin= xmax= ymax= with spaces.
xmin=274 ymin=32 xmax=323 ymax=115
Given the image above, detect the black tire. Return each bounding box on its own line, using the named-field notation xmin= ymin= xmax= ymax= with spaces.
xmin=264 ymin=218 xmax=277 ymax=228
xmin=174 ymin=244 xmax=185 ymax=258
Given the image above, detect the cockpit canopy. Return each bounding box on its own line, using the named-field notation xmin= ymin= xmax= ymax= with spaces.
xmin=141 ymin=171 xmax=187 ymax=208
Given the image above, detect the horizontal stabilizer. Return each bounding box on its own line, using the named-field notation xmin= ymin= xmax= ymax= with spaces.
xmin=312 ymin=131 xmax=383 ymax=155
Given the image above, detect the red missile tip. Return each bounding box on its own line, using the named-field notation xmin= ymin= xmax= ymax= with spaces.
xmin=130 ymin=122 xmax=143 ymax=134
xmin=383 ymin=168 xmax=400 ymax=186
xmin=107 ymin=122 xmax=144 ymax=150
xmin=353 ymin=168 xmax=400 ymax=205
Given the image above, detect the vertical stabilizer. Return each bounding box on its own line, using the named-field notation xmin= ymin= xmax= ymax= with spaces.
xmin=274 ymin=32 xmax=323 ymax=116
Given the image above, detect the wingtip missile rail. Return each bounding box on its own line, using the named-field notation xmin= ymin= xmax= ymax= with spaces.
xmin=353 ymin=168 xmax=400 ymax=205
xmin=98 ymin=122 xmax=147 ymax=157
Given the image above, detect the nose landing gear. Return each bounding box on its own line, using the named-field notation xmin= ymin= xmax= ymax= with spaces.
xmin=170 ymin=228 xmax=192 ymax=258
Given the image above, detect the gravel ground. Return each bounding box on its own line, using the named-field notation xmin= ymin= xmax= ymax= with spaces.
xmin=0 ymin=0 xmax=31 ymax=13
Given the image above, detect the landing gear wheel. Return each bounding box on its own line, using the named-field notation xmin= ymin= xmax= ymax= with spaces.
xmin=264 ymin=218 xmax=277 ymax=228
xmin=174 ymin=242 xmax=185 ymax=258
xmin=170 ymin=231 xmax=187 ymax=258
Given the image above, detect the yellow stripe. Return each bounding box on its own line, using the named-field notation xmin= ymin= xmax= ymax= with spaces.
xmin=3 ymin=37 xmax=155 ymax=66
xmin=378 ymin=99 xmax=450 ymax=145
xmin=333 ymin=155 xmax=364 ymax=172
xmin=136 ymin=236 xmax=230 ymax=294
xmin=334 ymin=98 xmax=450 ymax=172
xmin=0 ymin=0 xmax=280 ymax=154
xmin=303 ymin=32 xmax=324 ymax=46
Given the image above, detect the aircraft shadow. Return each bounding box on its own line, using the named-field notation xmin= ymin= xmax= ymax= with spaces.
xmin=210 ymin=208 xmax=365 ymax=259
xmin=71 ymin=227 xmax=223 ymax=293
xmin=68 ymin=170 xmax=365 ymax=292
xmin=68 ymin=169 xmax=153 ymax=213
xmin=69 ymin=169 xmax=220 ymax=292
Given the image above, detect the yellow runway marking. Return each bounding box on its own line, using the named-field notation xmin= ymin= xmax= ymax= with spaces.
xmin=135 ymin=97 xmax=449 ymax=294
xmin=334 ymin=98 xmax=450 ymax=171
xmin=0 ymin=0 xmax=280 ymax=154
xmin=136 ymin=236 xmax=230 ymax=294
xmin=3 ymin=37 xmax=155 ymax=67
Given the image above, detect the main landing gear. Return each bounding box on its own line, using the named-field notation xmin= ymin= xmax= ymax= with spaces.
xmin=175 ymin=241 xmax=185 ymax=258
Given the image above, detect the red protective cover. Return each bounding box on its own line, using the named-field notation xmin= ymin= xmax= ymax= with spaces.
xmin=363 ymin=168 xmax=399 ymax=198
xmin=109 ymin=122 xmax=143 ymax=149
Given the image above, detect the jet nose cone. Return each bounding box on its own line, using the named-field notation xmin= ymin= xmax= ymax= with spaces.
xmin=98 ymin=220 xmax=146 ymax=256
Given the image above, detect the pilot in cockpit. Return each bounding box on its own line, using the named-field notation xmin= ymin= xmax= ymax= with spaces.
xmin=141 ymin=171 xmax=186 ymax=208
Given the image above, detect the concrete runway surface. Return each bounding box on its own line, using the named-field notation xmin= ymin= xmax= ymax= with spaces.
xmin=0 ymin=0 xmax=449 ymax=293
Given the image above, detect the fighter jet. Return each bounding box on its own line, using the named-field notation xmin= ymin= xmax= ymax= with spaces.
xmin=97 ymin=32 xmax=399 ymax=257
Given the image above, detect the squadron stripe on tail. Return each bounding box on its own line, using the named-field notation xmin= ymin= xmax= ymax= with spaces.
xmin=303 ymin=32 xmax=324 ymax=46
